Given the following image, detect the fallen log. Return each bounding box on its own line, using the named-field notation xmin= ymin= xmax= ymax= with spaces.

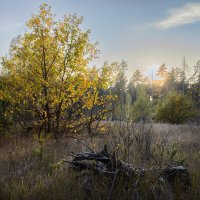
xmin=161 ymin=166 xmax=191 ymax=188
xmin=64 ymin=145 xmax=191 ymax=199
xmin=65 ymin=145 xmax=190 ymax=184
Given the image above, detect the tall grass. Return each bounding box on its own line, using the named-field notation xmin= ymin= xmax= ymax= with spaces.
xmin=0 ymin=123 xmax=199 ymax=199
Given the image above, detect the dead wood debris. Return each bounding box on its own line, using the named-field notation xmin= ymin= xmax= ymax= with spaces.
xmin=64 ymin=145 xmax=190 ymax=185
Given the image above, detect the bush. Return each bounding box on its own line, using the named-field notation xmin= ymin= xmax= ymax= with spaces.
xmin=156 ymin=91 xmax=194 ymax=123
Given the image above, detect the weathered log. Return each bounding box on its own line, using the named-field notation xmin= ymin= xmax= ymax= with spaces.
xmin=64 ymin=145 xmax=191 ymax=188
xmin=161 ymin=166 xmax=191 ymax=187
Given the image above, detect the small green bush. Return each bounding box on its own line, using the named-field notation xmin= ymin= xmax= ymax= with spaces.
xmin=156 ymin=91 xmax=194 ymax=123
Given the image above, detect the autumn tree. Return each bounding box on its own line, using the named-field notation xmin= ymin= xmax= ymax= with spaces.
xmin=0 ymin=76 xmax=12 ymax=139
xmin=1 ymin=4 xmax=114 ymax=138
xmin=76 ymin=63 xmax=117 ymax=134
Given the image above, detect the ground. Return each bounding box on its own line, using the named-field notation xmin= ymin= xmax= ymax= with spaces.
xmin=0 ymin=123 xmax=199 ymax=199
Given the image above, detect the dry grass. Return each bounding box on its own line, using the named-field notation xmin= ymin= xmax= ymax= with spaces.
xmin=0 ymin=123 xmax=199 ymax=199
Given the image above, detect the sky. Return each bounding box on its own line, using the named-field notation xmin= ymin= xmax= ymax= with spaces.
xmin=0 ymin=0 xmax=200 ymax=78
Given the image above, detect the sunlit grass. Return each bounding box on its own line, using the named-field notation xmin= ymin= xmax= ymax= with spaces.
xmin=0 ymin=123 xmax=199 ymax=199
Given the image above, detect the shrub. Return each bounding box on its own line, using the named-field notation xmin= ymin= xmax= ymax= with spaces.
xmin=156 ymin=91 xmax=194 ymax=123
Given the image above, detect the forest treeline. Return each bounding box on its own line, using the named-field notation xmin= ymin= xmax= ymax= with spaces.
xmin=110 ymin=61 xmax=198 ymax=124
xmin=0 ymin=4 xmax=200 ymax=139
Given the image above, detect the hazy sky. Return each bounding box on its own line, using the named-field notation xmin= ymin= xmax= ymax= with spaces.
xmin=0 ymin=0 xmax=200 ymax=77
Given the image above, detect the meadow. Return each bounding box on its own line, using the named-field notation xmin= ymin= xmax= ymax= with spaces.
xmin=1 ymin=3 xmax=200 ymax=200
xmin=0 ymin=123 xmax=199 ymax=200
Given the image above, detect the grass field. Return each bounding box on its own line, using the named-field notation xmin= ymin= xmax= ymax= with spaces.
xmin=0 ymin=123 xmax=199 ymax=199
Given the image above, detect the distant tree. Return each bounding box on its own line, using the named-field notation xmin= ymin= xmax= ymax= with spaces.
xmin=156 ymin=91 xmax=194 ymax=124
xmin=189 ymin=60 xmax=200 ymax=125
xmin=131 ymin=85 xmax=151 ymax=122
xmin=111 ymin=60 xmax=127 ymax=120
xmin=156 ymin=64 xmax=168 ymax=79
xmin=127 ymin=69 xmax=144 ymax=104
xmin=167 ymin=66 xmax=190 ymax=94
xmin=130 ymin=69 xmax=144 ymax=85
xmin=125 ymin=92 xmax=132 ymax=120
xmin=127 ymin=80 xmax=136 ymax=104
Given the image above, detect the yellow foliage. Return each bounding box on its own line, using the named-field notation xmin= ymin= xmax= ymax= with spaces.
xmin=0 ymin=4 xmax=115 ymax=134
